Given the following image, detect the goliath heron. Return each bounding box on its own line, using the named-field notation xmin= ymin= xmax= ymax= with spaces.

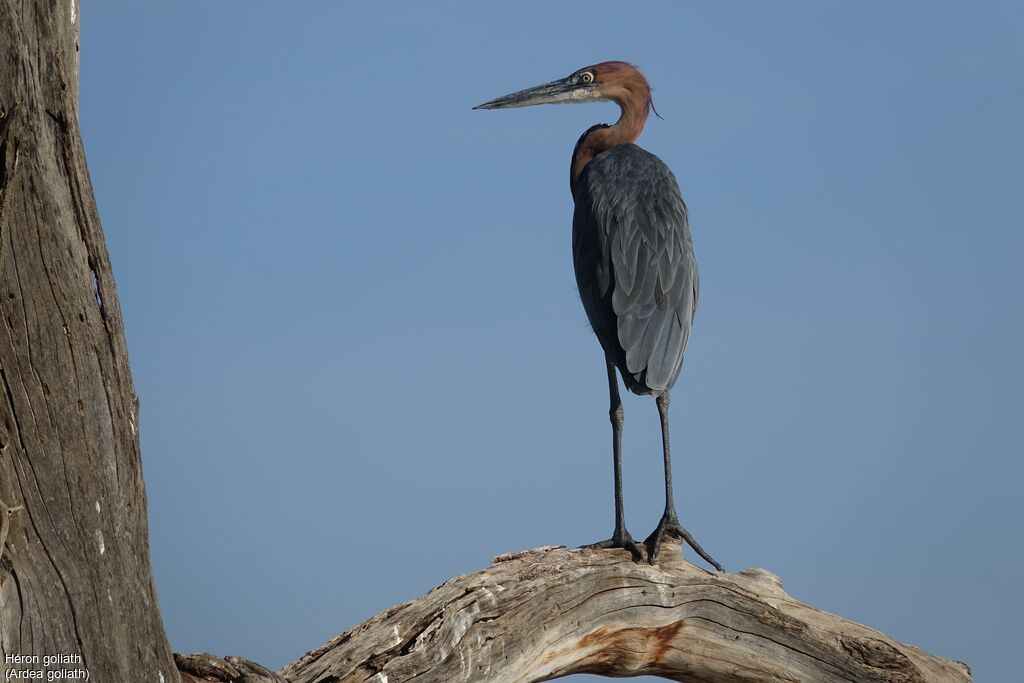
xmin=474 ymin=61 xmax=720 ymax=570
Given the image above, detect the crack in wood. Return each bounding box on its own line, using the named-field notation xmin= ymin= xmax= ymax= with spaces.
xmin=0 ymin=497 xmax=25 ymax=563
xmin=0 ymin=368 xmax=26 ymax=451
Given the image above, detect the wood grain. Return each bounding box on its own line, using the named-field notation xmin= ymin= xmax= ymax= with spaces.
xmin=272 ymin=542 xmax=971 ymax=682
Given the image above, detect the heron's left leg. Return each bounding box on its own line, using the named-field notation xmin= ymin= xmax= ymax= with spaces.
xmin=644 ymin=392 xmax=723 ymax=570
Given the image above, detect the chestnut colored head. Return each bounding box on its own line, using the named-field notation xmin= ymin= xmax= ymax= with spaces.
xmin=571 ymin=61 xmax=653 ymax=128
xmin=474 ymin=61 xmax=656 ymax=191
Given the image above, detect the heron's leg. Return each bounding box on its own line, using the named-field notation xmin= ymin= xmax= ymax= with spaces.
xmin=644 ymin=392 xmax=723 ymax=571
xmin=584 ymin=359 xmax=642 ymax=561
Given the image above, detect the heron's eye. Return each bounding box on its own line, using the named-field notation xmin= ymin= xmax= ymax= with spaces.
xmin=580 ymin=72 xmax=595 ymax=84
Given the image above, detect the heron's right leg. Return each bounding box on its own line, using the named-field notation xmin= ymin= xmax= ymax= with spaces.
xmin=584 ymin=358 xmax=643 ymax=561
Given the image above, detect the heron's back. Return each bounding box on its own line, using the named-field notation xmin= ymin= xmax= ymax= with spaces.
xmin=572 ymin=144 xmax=698 ymax=396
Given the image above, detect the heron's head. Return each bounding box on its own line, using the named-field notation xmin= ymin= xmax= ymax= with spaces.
xmin=473 ymin=61 xmax=652 ymax=114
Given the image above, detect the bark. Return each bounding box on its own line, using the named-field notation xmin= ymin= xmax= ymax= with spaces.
xmin=0 ymin=1 xmax=177 ymax=681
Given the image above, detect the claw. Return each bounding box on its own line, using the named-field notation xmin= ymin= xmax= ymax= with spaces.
xmin=583 ymin=529 xmax=644 ymax=562
xmin=644 ymin=514 xmax=723 ymax=571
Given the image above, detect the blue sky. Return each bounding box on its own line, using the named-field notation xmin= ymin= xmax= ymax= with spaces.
xmin=80 ymin=3 xmax=1022 ymax=680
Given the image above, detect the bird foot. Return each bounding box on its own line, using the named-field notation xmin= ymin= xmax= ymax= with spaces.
xmin=583 ymin=528 xmax=644 ymax=561
xmin=644 ymin=512 xmax=723 ymax=571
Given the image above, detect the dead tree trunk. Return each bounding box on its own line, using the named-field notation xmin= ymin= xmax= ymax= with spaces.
xmin=0 ymin=2 xmax=178 ymax=682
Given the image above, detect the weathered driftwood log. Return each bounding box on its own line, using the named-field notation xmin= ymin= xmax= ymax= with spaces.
xmin=225 ymin=541 xmax=964 ymax=683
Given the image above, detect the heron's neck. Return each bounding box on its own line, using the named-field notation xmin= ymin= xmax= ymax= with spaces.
xmin=570 ymin=95 xmax=649 ymax=194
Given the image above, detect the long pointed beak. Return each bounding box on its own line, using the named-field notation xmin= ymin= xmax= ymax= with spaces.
xmin=474 ymin=77 xmax=596 ymax=110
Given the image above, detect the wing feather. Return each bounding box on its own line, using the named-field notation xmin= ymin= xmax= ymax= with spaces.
xmin=572 ymin=144 xmax=698 ymax=395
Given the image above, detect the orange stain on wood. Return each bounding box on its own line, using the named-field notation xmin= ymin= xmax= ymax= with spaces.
xmin=545 ymin=620 xmax=687 ymax=673
xmin=648 ymin=621 xmax=685 ymax=662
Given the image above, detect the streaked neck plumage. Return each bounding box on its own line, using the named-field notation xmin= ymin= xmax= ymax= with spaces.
xmin=570 ymin=77 xmax=651 ymax=194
